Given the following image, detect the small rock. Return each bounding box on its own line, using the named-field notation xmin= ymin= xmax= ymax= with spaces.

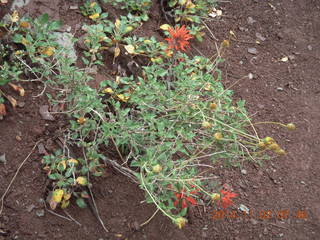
xmin=69 ymin=5 xmax=78 ymax=10
xmin=276 ymin=87 xmax=284 ymax=91
xmin=300 ymin=181 xmax=306 ymax=185
xmin=255 ymin=33 xmax=266 ymax=41
xmin=0 ymin=154 xmax=6 ymax=164
xmin=248 ymin=47 xmax=258 ymax=55
xmin=26 ymin=204 xmax=36 ymax=212
xmin=263 ymin=227 xmax=268 ymax=234
xmin=288 ymin=55 xmax=295 ymax=61
xmin=247 ymin=16 xmax=256 ymax=25
xmin=239 ymin=60 xmax=243 ymax=65
xmin=279 ymin=233 xmax=284 ymax=237
xmin=250 ymin=218 xmax=258 ymax=225
xmin=16 ymin=135 xmax=22 ymax=141
xmin=238 ymin=26 xmax=248 ymax=32
xmin=35 ymin=209 xmax=45 ymax=217
xmin=239 ymin=204 xmax=250 ymax=214
xmin=37 ymin=143 xmax=48 ymax=155
xmin=307 ymin=45 xmax=313 ymax=51
xmin=39 ymin=105 xmax=55 ymax=121
xmin=241 ymin=169 xmax=247 ymax=175
xmin=277 ymin=32 xmax=284 ymax=39
xmin=248 ymin=73 xmax=254 ymax=79
xmin=17 ymin=101 xmax=25 ymax=108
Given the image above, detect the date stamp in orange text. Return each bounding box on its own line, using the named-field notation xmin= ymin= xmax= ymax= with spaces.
xmin=212 ymin=209 xmax=308 ymax=220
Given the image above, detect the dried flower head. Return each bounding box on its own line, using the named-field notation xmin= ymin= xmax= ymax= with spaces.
xmin=165 ymin=25 xmax=193 ymax=52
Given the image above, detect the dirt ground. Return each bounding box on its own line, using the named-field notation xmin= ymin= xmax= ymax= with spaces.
xmin=0 ymin=0 xmax=319 ymax=239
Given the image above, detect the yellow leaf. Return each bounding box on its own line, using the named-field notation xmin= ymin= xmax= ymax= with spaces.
xmin=114 ymin=46 xmax=120 ymax=58
xmin=21 ymin=38 xmax=30 ymax=46
xmin=90 ymin=2 xmax=96 ymax=8
xmin=9 ymin=83 xmax=25 ymax=96
xmin=76 ymin=176 xmax=88 ymax=186
xmin=160 ymin=24 xmax=171 ymax=31
xmin=39 ymin=46 xmax=55 ymax=57
xmin=10 ymin=11 xmax=19 ymax=23
xmin=63 ymin=192 xmax=72 ymax=201
xmin=186 ymin=1 xmax=195 ymax=9
xmin=89 ymin=13 xmax=100 ymax=20
xmin=124 ymin=45 xmax=135 ymax=54
xmin=115 ymin=19 xmax=121 ymax=30
xmin=124 ymin=26 xmax=133 ymax=33
xmin=77 ymin=117 xmax=86 ymax=124
xmin=57 ymin=160 xmax=67 ymax=171
xmin=179 ymin=0 xmax=187 ymax=5
xmin=61 ymin=200 xmax=70 ymax=209
xmin=52 ymin=189 xmax=64 ymax=203
xmin=67 ymin=158 xmax=78 ymax=166
xmin=143 ymin=39 xmax=152 ymax=44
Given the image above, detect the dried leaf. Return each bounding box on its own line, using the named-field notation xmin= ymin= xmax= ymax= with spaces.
xmin=7 ymin=95 xmax=17 ymax=108
xmin=0 ymin=104 xmax=6 ymax=116
xmin=124 ymin=44 xmax=135 ymax=54
xmin=114 ymin=46 xmax=120 ymax=58
xmin=9 ymin=83 xmax=25 ymax=96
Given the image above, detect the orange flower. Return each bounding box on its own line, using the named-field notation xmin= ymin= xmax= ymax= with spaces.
xmin=165 ymin=25 xmax=193 ymax=52
xmin=220 ymin=189 xmax=237 ymax=209
xmin=173 ymin=185 xmax=199 ymax=209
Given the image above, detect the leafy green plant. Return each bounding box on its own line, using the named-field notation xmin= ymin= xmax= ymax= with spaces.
xmin=102 ymin=0 xmax=152 ymax=21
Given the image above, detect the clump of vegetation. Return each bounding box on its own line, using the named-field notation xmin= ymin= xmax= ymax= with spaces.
xmin=0 ymin=1 xmax=295 ymax=229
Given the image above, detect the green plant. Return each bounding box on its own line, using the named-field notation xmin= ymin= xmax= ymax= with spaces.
xmin=102 ymin=0 xmax=152 ymax=21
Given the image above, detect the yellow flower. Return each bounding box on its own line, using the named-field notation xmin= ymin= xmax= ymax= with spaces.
xmin=39 ymin=46 xmax=55 ymax=57
xmin=89 ymin=13 xmax=100 ymax=20
xmin=103 ymin=88 xmax=114 ymax=94
xmin=202 ymin=121 xmax=212 ymax=129
xmin=116 ymin=94 xmax=129 ymax=102
xmin=286 ymin=123 xmax=296 ymax=130
xmin=152 ymin=164 xmax=162 ymax=174
xmin=174 ymin=217 xmax=187 ymax=229
xmin=76 ymin=176 xmax=88 ymax=186
xmin=10 ymin=10 xmax=19 ymax=23
xmin=20 ymin=21 xmax=30 ymax=28
xmin=77 ymin=117 xmax=87 ymax=124
xmin=214 ymin=132 xmax=223 ymax=140
xmin=211 ymin=193 xmax=221 ymax=201
xmin=222 ymin=39 xmax=230 ymax=48
xmin=209 ymin=103 xmax=217 ymax=110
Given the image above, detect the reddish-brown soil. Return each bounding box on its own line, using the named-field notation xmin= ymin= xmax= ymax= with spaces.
xmin=1 ymin=0 xmax=319 ymax=239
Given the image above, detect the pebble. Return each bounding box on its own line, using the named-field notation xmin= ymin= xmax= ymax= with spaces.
xmin=250 ymin=218 xmax=258 ymax=225
xmin=17 ymin=101 xmax=25 ymax=108
xmin=248 ymin=73 xmax=254 ymax=79
xmin=276 ymin=87 xmax=284 ymax=91
xmin=256 ymin=32 xmax=266 ymax=41
xmin=241 ymin=169 xmax=247 ymax=175
xmin=0 ymin=154 xmax=6 ymax=164
xmin=69 ymin=5 xmax=78 ymax=10
xmin=307 ymin=45 xmax=313 ymax=51
xmin=26 ymin=204 xmax=35 ymax=212
xmin=248 ymin=47 xmax=258 ymax=55
xmin=263 ymin=227 xmax=268 ymax=234
xmin=247 ymin=16 xmax=256 ymax=24
xmin=35 ymin=209 xmax=45 ymax=217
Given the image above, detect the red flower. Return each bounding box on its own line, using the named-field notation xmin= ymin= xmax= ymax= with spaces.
xmin=173 ymin=187 xmax=198 ymax=209
xmin=220 ymin=189 xmax=237 ymax=209
xmin=165 ymin=25 xmax=193 ymax=52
